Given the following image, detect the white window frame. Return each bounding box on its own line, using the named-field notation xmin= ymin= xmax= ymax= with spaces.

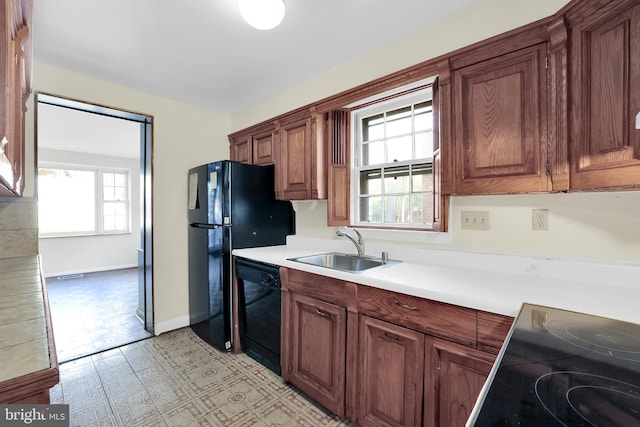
xmin=38 ymin=162 xmax=132 ymax=238
xmin=350 ymin=86 xmax=434 ymax=230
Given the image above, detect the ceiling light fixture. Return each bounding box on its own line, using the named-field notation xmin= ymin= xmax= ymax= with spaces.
xmin=239 ymin=0 xmax=285 ymax=30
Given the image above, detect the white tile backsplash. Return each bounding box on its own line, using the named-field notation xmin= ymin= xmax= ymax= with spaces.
xmin=0 ymin=197 xmax=38 ymax=258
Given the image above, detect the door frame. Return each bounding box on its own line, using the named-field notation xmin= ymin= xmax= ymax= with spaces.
xmin=34 ymin=92 xmax=155 ymax=334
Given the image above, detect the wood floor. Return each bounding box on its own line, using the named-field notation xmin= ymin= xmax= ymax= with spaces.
xmin=45 ymin=268 xmax=152 ymax=363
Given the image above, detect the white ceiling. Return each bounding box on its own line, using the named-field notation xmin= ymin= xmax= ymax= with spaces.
xmin=33 ymin=0 xmax=482 ymax=114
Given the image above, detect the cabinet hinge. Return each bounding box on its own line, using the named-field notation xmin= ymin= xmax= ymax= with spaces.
xmin=545 ymin=56 xmax=549 ymax=70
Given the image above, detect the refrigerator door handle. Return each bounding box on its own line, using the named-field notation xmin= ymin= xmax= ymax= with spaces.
xmin=190 ymin=223 xmax=219 ymax=229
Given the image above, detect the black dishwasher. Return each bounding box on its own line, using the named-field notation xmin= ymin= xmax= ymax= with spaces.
xmin=235 ymin=257 xmax=282 ymax=375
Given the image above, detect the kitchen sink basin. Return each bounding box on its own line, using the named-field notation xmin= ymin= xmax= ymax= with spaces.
xmin=287 ymin=252 xmax=399 ymax=273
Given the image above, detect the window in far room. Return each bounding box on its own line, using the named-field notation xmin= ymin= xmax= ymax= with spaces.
xmin=38 ymin=165 xmax=131 ymax=237
xmin=350 ymin=85 xmax=434 ymax=229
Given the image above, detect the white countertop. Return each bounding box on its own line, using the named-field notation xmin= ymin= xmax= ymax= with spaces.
xmin=233 ymin=236 xmax=640 ymax=323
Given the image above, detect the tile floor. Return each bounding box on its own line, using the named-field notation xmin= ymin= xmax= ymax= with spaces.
xmin=50 ymin=327 xmax=353 ymax=427
xmin=46 ymin=268 xmax=152 ymax=362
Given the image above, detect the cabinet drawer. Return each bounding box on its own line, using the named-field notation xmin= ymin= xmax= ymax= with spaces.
xmin=477 ymin=311 xmax=513 ymax=354
xmin=283 ymin=268 xmax=350 ymax=305
xmin=357 ymin=285 xmax=476 ymax=346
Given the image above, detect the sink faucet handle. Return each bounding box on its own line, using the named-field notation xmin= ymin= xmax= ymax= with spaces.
xmin=381 ymin=251 xmax=388 ymax=264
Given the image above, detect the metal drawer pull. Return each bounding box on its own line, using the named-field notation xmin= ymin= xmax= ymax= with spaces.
xmin=316 ymin=309 xmax=330 ymax=318
xmin=394 ymin=299 xmax=418 ymax=311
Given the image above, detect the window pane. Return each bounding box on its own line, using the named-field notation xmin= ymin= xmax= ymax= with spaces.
xmin=411 ymin=193 xmax=432 ymax=224
xmin=411 ymin=163 xmax=433 ymax=193
xmin=415 ymin=131 xmax=433 ymax=159
xmin=114 ymin=173 xmax=126 ymax=186
xmin=362 ymin=114 xmax=384 ymax=142
xmin=114 ymin=186 xmax=127 ymax=201
xmin=38 ymin=168 xmax=96 ymax=234
xmin=360 ymin=170 xmax=382 ymax=195
xmin=386 ymin=106 xmax=412 ymax=137
xmin=384 ymin=195 xmax=411 ymax=223
xmin=384 ymin=166 xmax=410 ymax=194
xmin=359 ymin=196 xmax=382 ymax=223
xmin=414 ymin=102 xmax=433 ymax=132
xmin=387 ymin=135 xmax=412 ymax=163
xmin=103 ymin=172 xmax=114 ymax=186
xmin=362 ymin=140 xmax=384 ymax=166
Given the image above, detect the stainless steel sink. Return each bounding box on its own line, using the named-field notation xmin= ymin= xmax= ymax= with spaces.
xmin=287 ymin=252 xmax=399 ymax=273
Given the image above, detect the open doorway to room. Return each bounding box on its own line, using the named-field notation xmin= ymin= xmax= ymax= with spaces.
xmin=35 ymin=93 xmax=154 ymax=363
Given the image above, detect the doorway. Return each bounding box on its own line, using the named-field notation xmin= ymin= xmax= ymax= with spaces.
xmin=35 ymin=93 xmax=154 ymax=362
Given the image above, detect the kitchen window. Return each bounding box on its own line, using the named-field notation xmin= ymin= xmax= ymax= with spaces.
xmin=38 ymin=165 xmax=131 ymax=237
xmin=351 ymin=87 xmax=434 ymax=229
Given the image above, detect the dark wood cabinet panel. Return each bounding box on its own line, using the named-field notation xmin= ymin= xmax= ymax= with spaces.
xmin=570 ymin=2 xmax=640 ymax=189
xmin=453 ymin=43 xmax=549 ymax=194
xmin=0 ymin=0 xmax=31 ymax=196
xmin=287 ymin=292 xmax=346 ymax=416
xmin=327 ymin=110 xmax=350 ymax=226
xmin=277 ymin=118 xmax=310 ymax=199
xmin=424 ymin=336 xmax=496 ymax=427
xmin=358 ymin=315 xmax=424 ymax=427
xmin=229 ymin=135 xmax=251 ymax=164
xmin=357 ymin=285 xmax=477 ymax=347
xmin=477 ymin=311 xmax=514 ymax=354
xmin=252 ymin=129 xmax=275 ymax=165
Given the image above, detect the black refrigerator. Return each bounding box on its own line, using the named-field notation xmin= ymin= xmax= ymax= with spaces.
xmin=187 ymin=160 xmax=295 ymax=352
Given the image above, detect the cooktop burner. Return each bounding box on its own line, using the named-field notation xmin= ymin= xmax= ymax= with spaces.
xmin=469 ymin=303 xmax=640 ymax=426
xmin=547 ymin=319 xmax=640 ymax=362
xmin=535 ymin=371 xmax=640 ymax=426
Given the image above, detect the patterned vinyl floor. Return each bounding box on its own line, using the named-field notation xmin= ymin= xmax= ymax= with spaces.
xmin=50 ymin=328 xmax=353 ymax=427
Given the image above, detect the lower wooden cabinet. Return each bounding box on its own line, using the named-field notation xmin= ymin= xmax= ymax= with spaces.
xmin=287 ymin=292 xmax=346 ymax=415
xmin=424 ymin=336 xmax=496 ymax=427
xmin=358 ymin=315 xmax=424 ymax=427
xmin=279 ymin=268 xmax=512 ymax=426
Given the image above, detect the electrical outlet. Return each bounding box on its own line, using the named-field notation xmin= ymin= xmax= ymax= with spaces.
xmin=461 ymin=211 xmax=490 ymax=230
xmin=532 ymin=209 xmax=549 ymax=231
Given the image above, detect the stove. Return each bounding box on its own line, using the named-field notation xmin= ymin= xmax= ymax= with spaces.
xmin=468 ymin=303 xmax=640 ymax=426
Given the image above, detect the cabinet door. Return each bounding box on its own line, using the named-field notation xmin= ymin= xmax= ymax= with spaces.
xmin=277 ymin=118 xmax=312 ymax=199
xmin=252 ymin=129 xmax=275 ymax=165
xmin=288 ymin=292 xmax=346 ymax=416
xmin=358 ymin=315 xmax=424 ymax=427
xmin=453 ymin=43 xmax=549 ymax=194
xmin=424 ymin=336 xmax=496 ymax=427
xmin=229 ymin=136 xmax=251 ymax=164
xmin=570 ymin=3 xmax=640 ymax=189
xmin=0 ymin=0 xmax=30 ymax=196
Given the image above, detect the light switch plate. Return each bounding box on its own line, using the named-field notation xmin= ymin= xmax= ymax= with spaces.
xmin=461 ymin=211 xmax=490 ymax=230
xmin=636 ymin=111 xmax=640 ymax=129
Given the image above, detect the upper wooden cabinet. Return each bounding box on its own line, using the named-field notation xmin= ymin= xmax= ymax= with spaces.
xmin=452 ymin=42 xmax=550 ymax=195
xmin=228 ymin=124 xmax=276 ymax=166
xmin=569 ymin=1 xmax=640 ymax=190
xmin=0 ymin=0 xmax=32 ymax=197
xmin=274 ymin=109 xmax=326 ymax=200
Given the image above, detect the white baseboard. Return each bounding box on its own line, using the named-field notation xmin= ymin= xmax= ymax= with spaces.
xmin=154 ymin=315 xmax=190 ymax=335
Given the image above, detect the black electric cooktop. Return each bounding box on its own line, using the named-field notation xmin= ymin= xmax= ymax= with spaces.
xmin=469 ymin=303 xmax=640 ymax=426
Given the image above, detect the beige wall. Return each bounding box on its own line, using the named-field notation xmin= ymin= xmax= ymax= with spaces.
xmin=28 ymin=63 xmax=232 ymax=331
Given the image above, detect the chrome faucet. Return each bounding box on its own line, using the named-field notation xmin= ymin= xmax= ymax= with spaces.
xmin=336 ymin=229 xmax=365 ymax=257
